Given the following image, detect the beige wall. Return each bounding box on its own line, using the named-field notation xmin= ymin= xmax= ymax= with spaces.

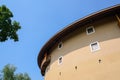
xmin=44 ymin=16 xmax=120 ymax=80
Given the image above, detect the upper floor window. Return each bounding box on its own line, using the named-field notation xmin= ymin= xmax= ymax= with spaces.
xmin=86 ymin=26 xmax=95 ymax=35
xmin=58 ymin=42 xmax=63 ymax=49
xmin=90 ymin=41 xmax=100 ymax=52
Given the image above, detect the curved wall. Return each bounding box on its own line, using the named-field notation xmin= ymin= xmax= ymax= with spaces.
xmin=44 ymin=16 xmax=120 ymax=80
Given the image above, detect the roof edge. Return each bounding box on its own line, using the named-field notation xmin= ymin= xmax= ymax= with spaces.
xmin=37 ymin=4 xmax=120 ymax=72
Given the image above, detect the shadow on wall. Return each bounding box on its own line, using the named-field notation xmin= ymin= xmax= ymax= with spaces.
xmin=50 ymin=16 xmax=120 ymax=66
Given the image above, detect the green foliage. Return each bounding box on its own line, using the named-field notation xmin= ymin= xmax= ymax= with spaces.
xmin=15 ymin=73 xmax=31 ymax=80
xmin=0 ymin=73 xmax=2 ymax=80
xmin=0 ymin=5 xmax=21 ymax=42
xmin=2 ymin=64 xmax=16 ymax=80
xmin=0 ymin=64 xmax=31 ymax=80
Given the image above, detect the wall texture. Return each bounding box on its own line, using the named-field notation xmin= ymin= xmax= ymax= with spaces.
xmin=44 ymin=16 xmax=120 ymax=80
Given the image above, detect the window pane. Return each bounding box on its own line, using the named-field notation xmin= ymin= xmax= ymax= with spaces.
xmin=90 ymin=42 xmax=100 ymax=52
xmin=91 ymin=43 xmax=98 ymax=50
xmin=88 ymin=28 xmax=93 ymax=33
xmin=86 ymin=26 xmax=95 ymax=35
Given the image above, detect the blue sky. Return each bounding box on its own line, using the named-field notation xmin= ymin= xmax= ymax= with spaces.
xmin=0 ymin=0 xmax=120 ymax=80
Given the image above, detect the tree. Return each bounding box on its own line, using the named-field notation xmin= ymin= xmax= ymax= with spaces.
xmin=0 ymin=72 xmax=2 ymax=80
xmin=15 ymin=73 xmax=31 ymax=80
xmin=2 ymin=64 xmax=16 ymax=80
xmin=0 ymin=64 xmax=31 ymax=80
xmin=0 ymin=5 xmax=21 ymax=42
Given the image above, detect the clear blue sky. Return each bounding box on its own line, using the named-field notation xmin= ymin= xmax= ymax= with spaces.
xmin=0 ymin=0 xmax=120 ymax=80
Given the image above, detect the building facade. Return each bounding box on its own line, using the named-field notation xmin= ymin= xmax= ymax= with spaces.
xmin=38 ymin=4 xmax=120 ymax=80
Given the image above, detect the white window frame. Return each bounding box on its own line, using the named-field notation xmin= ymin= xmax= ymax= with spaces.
xmin=90 ymin=41 xmax=100 ymax=52
xmin=58 ymin=56 xmax=63 ymax=65
xmin=86 ymin=26 xmax=95 ymax=35
xmin=58 ymin=42 xmax=63 ymax=49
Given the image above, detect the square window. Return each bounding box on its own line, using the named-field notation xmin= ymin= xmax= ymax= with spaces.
xmin=58 ymin=56 xmax=63 ymax=65
xmin=90 ymin=41 xmax=100 ymax=52
xmin=86 ymin=26 xmax=95 ymax=35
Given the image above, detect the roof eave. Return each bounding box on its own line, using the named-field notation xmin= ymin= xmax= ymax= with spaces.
xmin=38 ymin=4 xmax=120 ymax=71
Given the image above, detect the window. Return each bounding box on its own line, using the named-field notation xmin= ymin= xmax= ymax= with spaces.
xmin=58 ymin=42 xmax=63 ymax=49
xmin=58 ymin=56 xmax=63 ymax=65
xmin=90 ymin=41 xmax=100 ymax=52
xmin=86 ymin=26 xmax=95 ymax=35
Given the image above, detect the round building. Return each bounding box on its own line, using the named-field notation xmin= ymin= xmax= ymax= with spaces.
xmin=38 ymin=4 xmax=120 ymax=80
